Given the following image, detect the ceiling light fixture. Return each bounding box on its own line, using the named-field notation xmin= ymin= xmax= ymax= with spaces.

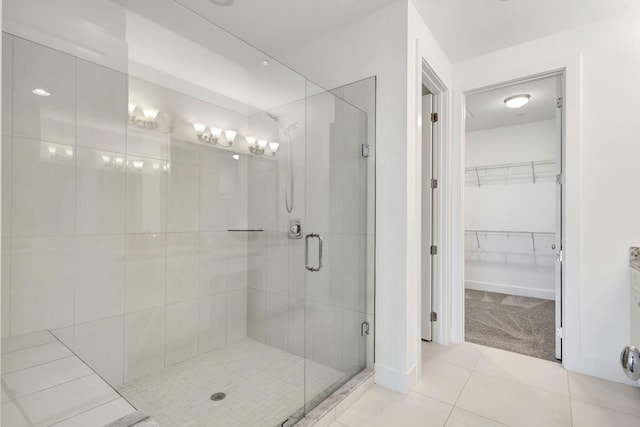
xmin=504 ymin=94 xmax=531 ymax=109
xmin=32 ymin=88 xmax=50 ymax=96
xmin=209 ymin=0 xmax=234 ymax=6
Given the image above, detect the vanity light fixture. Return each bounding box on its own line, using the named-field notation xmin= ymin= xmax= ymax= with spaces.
xmin=132 ymin=160 xmax=144 ymax=171
xmin=232 ymin=154 xmax=240 ymax=160
xmin=222 ymin=129 xmax=237 ymax=147
xmin=193 ymin=123 xmax=222 ymax=145
xmin=32 ymin=88 xmax=50 ymax=96
xmin=257 ymin=138 xmax=268 ymax=155
xmin=128 ymin=104 xmax=159 ymax=129
xmin=268 ymin=141 xmax=280 ymax=156
xmin=504 ymin=94 xmax=531 ymax=109
xmin=47 ymin=145 xmax=57 ymax=156
xmin=246 ymin=136 xmax=257 ymax=153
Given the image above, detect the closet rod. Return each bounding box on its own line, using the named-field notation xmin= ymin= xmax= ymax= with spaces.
xmin=465 ymin=160 xmax=554 ymax=173
xmin=465 ymin=229 xmax=555 ymax=252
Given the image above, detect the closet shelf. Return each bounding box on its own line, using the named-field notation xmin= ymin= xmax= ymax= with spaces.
xmin=465 ymin=159 xmax=555 ymax=186
xmin=465 ymin=229 xmax=555 ymax=252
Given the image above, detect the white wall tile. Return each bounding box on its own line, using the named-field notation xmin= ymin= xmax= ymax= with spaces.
xmin=2 ymin=136 xmax=12 ymax=238
xmin=13 ymin=38 xmax=76 ymax=145
xmin=341 ymin=235 xmax=366 ymax=312
xmin=247 ymin=288 xmax=266 ymax=343
xmin=126 ymin=155 xmax=167 ymax=233
xmin=2 ymin=239 xmax=11 ymax=338
xmin=1 ymin=341 xmax=71 ymax=375
xmin=288 ymin=298 xmax=305 ymax=357
xmin=2 ymin=34 xmax=13 ymax=136
xmin=12 ymin=138 xmax=75 ymax=237
xmin=167 ymin=161 xmax=198 ymax=232
xmin=51 ymin=326 xmax=74 ymax=350
xmin=228 ymin=258 xmax=248 ymax=291
xmin=198 ymin=293 xmax=227 ymax=353
xmin=166 ymin=233 xmax=198 ymax=304
xmin=73 ymin=316 xmax=124 ymax=387
xmin=266 ymin=256 xmax=289 ymax=296
xmin=266 ymin=293 xmax=289 ymax=351
xmin=165 ymin=300 xmax=198 ymax=366
xmin=75 ymin=147 xmax=126 ymax=235
xmin=199 ymin=232 xmax=227 ymax=296
xmin=11 ymin=237 xmax=74 ymax=335
xmin=227 ymin=289 xmax=247 ymax=342
xmin=198 ymin=149 xmax=228 ymax=231
xmin=76 ymin=59 xmax=126 ymax=153
xmin=125 ymin=233 xmax=166 ymax=313
xmin=167 ymin=91 xmax=201 ymax=152
xmin=310 ymin=302 xmax=343 ymax=371
xmin=75 ymin=235 xmax=125 ymax=324
xmin=124 ymin=307 xmax=165 ymax=382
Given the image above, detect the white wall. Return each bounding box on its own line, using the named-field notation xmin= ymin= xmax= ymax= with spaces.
xmin=465 ymin=120 xmax=556 ymax=299
xmin=280 ymin=0 xmax=453 ymax=393
xmin=453 ymin=11 xmax=640 ymax=384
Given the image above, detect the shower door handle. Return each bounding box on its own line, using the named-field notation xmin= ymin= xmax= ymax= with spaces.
xmin=305 ymin=233 xmax=323 ymax=272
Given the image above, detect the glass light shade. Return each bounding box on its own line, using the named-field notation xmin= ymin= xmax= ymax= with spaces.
xmin=101 ymin=154 xmax=111 ymax=164
xmin=115 ymin=157 xmax=124 ymax=165
xmin=224 ymin=129 xmax=238 ymax=142
xmin=47 ymin=146 xmax=57 ymax=155
xmin=132 ymin=160 xmax=144 ymax=170
xmin=193 ymin=122 xmax=207 ymax=134
xmin=245 ymin=136 xmax=257 ymax=147
xmin=268 ymin=141 xmax=279 ymax=154
xmin=232 ymin=154 xmax=240 ymax=160
xmin=32 ymin=88 xmax=50 ymax=96
xmin=210 ymin=128 xmax=222 ymax=137
xmin=128 ymin=103 xmax=137 ymax=114
xmin=143 ymin=108 xmax=159 ymax=119
xmin=504 ymin=94 xmax=531 ymax=109
xmin=64 ymin=148 xmax=74 ymax=158
xmin=257 ymin=138 xmax=268 ymax=148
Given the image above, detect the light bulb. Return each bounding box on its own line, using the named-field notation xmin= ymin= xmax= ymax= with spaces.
xmin=504 ymin=94 xmax=531 ymax=109
xmin=32 ymin=88 xmax=50 ymax=97
xmin=143 ymin=108 xmax=159 ymax=119
xmin=193 ymin=122 xmax=207 ymax=134
xmin=268 ymin=141 xmax=279 ymax=155
xmin=224 ymin=129 xmax=237 ymax=142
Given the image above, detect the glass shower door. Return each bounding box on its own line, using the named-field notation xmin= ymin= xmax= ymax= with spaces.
xmin=303 ymin=82 xmax=369 ymax=412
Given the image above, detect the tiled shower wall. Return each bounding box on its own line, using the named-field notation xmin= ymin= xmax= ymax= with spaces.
xmin=0 ymin=34 xmax=259 ymax=386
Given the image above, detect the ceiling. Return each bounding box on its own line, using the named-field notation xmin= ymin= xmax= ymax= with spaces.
xmin=171 ymin=0 xmax=398 ymax=57
xmin=413 ymin=0 xmax=640 ymax=62
xmin=465 ymin=76 xmax=559 ymax=132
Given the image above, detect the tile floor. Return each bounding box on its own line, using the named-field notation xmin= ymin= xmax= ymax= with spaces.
xmin=1 ymin=330 xmax=136 ymax=426
xmin=329 ymin=341 xmax=640 ymax=427
xmin=118 ymin=338 xmax=348 ymax=427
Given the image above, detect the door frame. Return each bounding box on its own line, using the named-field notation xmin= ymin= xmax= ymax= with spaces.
xmin=449 ymin=52 xmax=582 ymax=372
xmin=460 ymin=70 xmax=565 ymax=359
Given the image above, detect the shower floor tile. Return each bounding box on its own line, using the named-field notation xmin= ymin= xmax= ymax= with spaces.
xmin=117 ymin=339 xmax=346 ymax=427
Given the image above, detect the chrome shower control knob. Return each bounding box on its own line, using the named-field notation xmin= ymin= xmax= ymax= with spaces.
xmin=620 ymin=345 xmax=640 ymax=381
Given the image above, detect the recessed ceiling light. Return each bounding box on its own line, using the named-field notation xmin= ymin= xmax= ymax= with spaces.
xmin=209 ymin=0 xmax=234 ymax=6
xmin=32 ymin=88 xmax=50 ymax=96
xmin=260 ymin=60 xmax=270 ymax=66
xmin=504 ymin=94 xmax=531 ymax=109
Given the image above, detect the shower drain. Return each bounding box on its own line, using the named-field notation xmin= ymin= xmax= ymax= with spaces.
xmin=210 ymin=392 xmax=226 ymax=401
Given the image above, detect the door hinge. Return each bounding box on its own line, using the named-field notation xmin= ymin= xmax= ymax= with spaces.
xmin=361 ymin=144 xmax=370 ymax=158
xmin=556 ymin=327 xmax=563 ymax=338
xmin=430 ymin=312 xmax=438 ymax=322
xmin=555 ymin=249 xmax=564 ymax=262
xmin=430 ymin=112 xmax=438 ymax=123
xmin=430 ymin=178 xmax=438 ymax=189
xmin=430 ymin=245 xmax=438 ymax=255
xmin=361 ymin=321 xmax=370 ymax=336
xmin=557 ymin=97 xmax=563 ymax=108
xmin=556 ymin=174 xmax=563 ymax=185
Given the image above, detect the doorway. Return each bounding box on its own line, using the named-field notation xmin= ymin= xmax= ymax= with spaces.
xmin=462 ymin=73 xmax=564 ymax=361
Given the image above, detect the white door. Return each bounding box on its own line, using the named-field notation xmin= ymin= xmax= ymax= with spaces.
xmin=554 ymin=76 xmax=564 ymax=360
xmin=421 ymin=93 xmax=433 ymax=341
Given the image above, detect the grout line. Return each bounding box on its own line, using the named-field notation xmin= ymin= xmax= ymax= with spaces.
xmin=569 ymin=396 xmax=640 ymax=419
xmin=4 ymin=371 xmax=95 ymax=402
xmin=48 ymin=396 xmax=126 ymax=426
xmin=2 ymin=352 xmax=74 ymax=376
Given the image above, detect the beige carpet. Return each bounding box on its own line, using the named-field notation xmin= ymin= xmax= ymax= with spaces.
xmin=465 ymin=289 xmax=557 ymax=361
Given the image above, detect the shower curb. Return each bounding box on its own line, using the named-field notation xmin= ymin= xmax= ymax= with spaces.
xmin=294 ymin=369 xmax=374 ymax=426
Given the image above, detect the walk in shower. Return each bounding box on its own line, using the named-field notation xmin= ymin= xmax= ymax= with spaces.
xmin=0 ymin=0 xmax=375 ymax=426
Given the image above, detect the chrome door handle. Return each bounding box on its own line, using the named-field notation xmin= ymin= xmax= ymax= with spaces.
xmin=305 ymin=233 xmax=323 ymax=272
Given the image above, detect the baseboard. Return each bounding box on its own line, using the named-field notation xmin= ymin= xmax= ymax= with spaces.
xmin=374 ymin=363 xmax=417 ymax=394
xmin=465 ymin=280 xmax=555 ymax=300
